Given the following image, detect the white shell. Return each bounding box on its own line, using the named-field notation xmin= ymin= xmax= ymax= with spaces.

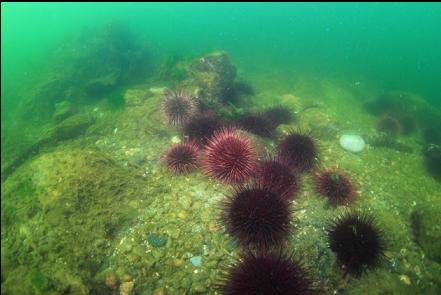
xmin=339 ymin=134 xmax=365 ymax=153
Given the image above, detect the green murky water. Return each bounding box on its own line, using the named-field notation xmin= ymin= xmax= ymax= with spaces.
xmin=1 ymin=3 xmax=441 ymax=294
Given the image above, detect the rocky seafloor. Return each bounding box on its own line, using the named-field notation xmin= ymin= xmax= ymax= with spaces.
xmin=2 ymin=27 xmax=441 ymax=295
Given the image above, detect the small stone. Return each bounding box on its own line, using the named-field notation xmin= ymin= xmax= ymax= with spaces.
xmin=225 ymin=238 xmax=238 ymax=252
xmin=190 ymin=256 xmax=202 ymax=267
xmin=171 ymin=136 xmax=181 ymax=144
xmin=105 ymin=272 xmax=118 ymax=290
xmin=399 ymin=274 xmax=411 ymax=285
xmin=177 ymin=211 xmax=187 ymax=219
xmin=120 ymin=281 xmax=134 ymax=295
xmin=208 ymin=221 xmax=219 ymax=232
xmin=193 ymin=283 xmax=207 ymax=293
xmin=122 ymin=274 xmax=132 ymax=282
xmin=148 ymin=234 xmax=167 ymax=248
xmin=174 ymin=258 xmax=184 ymax=267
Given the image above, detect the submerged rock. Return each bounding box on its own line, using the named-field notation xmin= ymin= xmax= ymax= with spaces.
xmin=339 ymin=134 xmax=365 ymax=153
xmin=124 ymin=89 xmax=152 ymax=107
xmin=182 ymin=51 xmax=237 ymax=104
xmin=52 ymin=100 xmax=75 ymax=122
xmin=48 ymin=113 xmax=95 ymax=142
xmin=411 ymin=205 xmax=441 ymax=263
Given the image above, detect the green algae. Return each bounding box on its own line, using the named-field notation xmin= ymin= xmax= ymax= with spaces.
xmin=30 ymin=270 xmax=53 ymax=291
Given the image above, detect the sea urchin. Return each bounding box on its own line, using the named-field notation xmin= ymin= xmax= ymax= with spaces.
xmin=262 ymin=106 xmax=294 ymax=126
xmin=203 ymin=128 xmax=257 ymax=184
xmin=220 ymin=252 xmax=314 ymax=295
xmin=236 ymin=112 xmax=276 ymax=138
xmin=315 ymin=169 xmax=356 ymax=206
xmin=183 ymin=113 xmax=223 ymax=145
xmin=278 ymin=131 xmax=318 ymax=172
xmin=327 ymin=211 xmax=386 ymax=276
xmin=255 ymin=158 xmax=300 ymax=200
xmin=221 ymin=185 xmax=292 ymax=249
xmin=163 ymin=141 xmax=199 ymax=174
xmin=161 ymin=89 xmax=198 ymax=126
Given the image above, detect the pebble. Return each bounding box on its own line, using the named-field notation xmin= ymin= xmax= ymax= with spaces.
xmin=339 ymin=134 xmax=365 ymax=153
xmin=399 ymin=274 xmax=411 ymax=285
xmin=120 ymin=280 xmax=134 ymax=295
xmin=148 ymin=233 xmax=167 ymax=248
xmin=190 ymin=256 xmax=202 ymax=267
xmin=208 ymin=221 xmax=219 ymax=232
xmin=177 ymin=211 xmax=187 ymax=219
xmin=105 ymin=272 xmax=118 ymax=290
xmin=225 ymin=239 xmax=238 ymax=251
xmin=122 ymin=274 xmax=132 ymax=282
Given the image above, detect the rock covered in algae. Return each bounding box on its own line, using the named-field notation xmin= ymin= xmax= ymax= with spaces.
xmin=52 ymin=100 xmax=76 ymax=122
xmin=411 ymin=205 xmax=441 ymax=264
xmin=182 ymin=51 xmax=236 ymax=104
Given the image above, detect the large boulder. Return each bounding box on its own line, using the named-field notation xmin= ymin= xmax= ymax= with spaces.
xmin=182 ymin=51 xmax=237 ymax=104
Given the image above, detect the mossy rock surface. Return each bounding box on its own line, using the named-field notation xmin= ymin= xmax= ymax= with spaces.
xmin=411 ymin=205 xmax=441 ymax=264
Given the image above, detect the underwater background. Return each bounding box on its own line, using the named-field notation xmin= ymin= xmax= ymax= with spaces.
xmin=1 ymin=2 xmax=441 ymax=294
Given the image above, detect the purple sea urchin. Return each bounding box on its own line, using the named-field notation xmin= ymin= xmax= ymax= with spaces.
xmin=262 ymin=106 xmax=294 ymax=126
xmin=220 ymin=252 xmax=315 ymax=295
xmin=161 ymin=89 xmax=197 ymax=126
xmin=236 ymin=112 xmax=276 ymax=138
xmin=315 ymin=169 xmax=356 ymax=206
xmin=221 ymin=185 xmax=292 ymax=249
xmin=327 ymin=211 xmax=386 ymax=276
xmin=278 ymin=131 xmax=318 ymax=172
xmin=255 ymin=158 xmax=300 ymax=200
xmin=183 ymin=113 xmax=223 ymax=145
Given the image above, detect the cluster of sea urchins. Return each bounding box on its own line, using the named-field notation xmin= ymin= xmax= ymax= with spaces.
xmin=159 ymin=87 xmax=387 ymax=293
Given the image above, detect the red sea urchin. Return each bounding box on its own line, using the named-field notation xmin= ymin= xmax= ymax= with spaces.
xmin=221 ymin=185 xmax=292 ymax=249
xmin=203 ymin=128 xmax=257 ymax=184
xmin=163 ymin=141 xmax=199 ymax=174
xmin=327 ymin=211 xmax=387 ymax=276
xmin=278 ymin=131 xmax=318 ymax=172
xmin=161 ymin=89 xmax=198 ymax=126
xmin=315 ymin=169 xmax=356 ymax=206
xmin=220 ymin=252 xmax=315 ymax=295
xmin=255 ymin=158 xmax=300 ymax=200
